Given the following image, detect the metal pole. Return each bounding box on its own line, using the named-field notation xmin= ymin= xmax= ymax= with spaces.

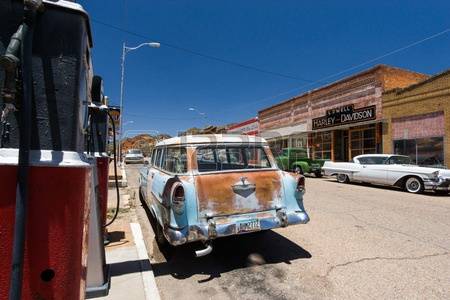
xmin=118 ymin=42 xmax=126 ymax=164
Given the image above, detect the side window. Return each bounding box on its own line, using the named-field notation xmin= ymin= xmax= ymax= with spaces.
xmin=150 ymin=149 xmax=156 ymax=165
xmin=197 ymin=148 xmax=218 ymax=172
xmin=158 ymin=148 xmax=166 ymax=169
xmin=164 ymin=147 xmax=187 ymax=173
xmin=358 ymin=157 xmax=368 ymax=165
xmin=154 ymin=148 xmax=163 ymax=168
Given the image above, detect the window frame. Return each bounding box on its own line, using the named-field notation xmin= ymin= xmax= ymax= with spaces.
xmin=195 ymin=144 xmax=274 ymax=174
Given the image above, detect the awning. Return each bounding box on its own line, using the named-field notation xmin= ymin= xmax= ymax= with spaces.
xmin=260 ymin=123 xmax=307 ymax=140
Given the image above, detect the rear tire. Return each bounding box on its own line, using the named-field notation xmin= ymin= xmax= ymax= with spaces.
xmin=404 ymin=176 xmax=424 ymax=194
xmin=336 ymin=174 xmax=349 ymax=183
xmin=314 ymin=171 xmax=323 ymax=178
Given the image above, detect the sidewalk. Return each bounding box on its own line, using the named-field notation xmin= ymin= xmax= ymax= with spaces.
xmin=97 ymin=180 xmax=160 ymax=300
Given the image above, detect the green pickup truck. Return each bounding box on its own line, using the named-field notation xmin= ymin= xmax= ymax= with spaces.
xmin=275 ymin=147 xmax=325 ymax=177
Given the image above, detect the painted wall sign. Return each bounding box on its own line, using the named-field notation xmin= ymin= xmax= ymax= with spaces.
xmin=312 ymin=105 xmax=376 ymax=130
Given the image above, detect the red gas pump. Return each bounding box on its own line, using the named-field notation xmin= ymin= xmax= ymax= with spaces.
xmin=0 ymin=1 xmax=112 ymax=299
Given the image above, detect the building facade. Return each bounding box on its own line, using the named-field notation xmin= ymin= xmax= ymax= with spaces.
xmin=259 ymin=65 xmax=428 ymax=160
xmin=383 ymin=69 xmax=450 ymax=168
xmin=227 ymin=117 xmax=259 ymax=135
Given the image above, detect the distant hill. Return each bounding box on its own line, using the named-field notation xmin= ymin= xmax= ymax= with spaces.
xmin=179 ymin=125 xmax=228 ymax=136
xmin=120 ymin=133 xmax=171 ymax=156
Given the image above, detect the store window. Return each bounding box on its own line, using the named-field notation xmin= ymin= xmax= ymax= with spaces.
xmin=349 ymin=125 xmax=376 ymax=159
xmin=291 ymin=134 xmax=307 ymax=148
xmin=394 ymin=137 xmax=444 ymax=167
xmin=311 ymin=131 xmax=332 ymax=159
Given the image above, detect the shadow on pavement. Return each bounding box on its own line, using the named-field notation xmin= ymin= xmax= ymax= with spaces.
xmin=151 ymin=226 xmax=311 ymax=282
xmin=109 ymin=259 xmax=151 ymax=277
xmin=107 ymin=231 xmax=125 ymax=243
xmin=152 ymin=231 xmax=311 ymax=283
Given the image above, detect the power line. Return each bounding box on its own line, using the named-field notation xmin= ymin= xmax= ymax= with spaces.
xmin=91 ymin=18 xmax=313 ymax=83
xmin=213 ymin=27 xmax=450 ymax=114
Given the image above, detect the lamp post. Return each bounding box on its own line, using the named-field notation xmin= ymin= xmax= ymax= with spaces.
xmin=118 ymin=41 xmax=160 ymax=163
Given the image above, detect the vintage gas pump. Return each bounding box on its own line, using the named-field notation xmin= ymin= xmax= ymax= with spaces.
xmin=0 ymin=0 xmax=111 ymax=299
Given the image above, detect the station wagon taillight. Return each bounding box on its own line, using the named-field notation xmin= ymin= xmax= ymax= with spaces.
xmin=171 ymin=183 xmax=185 ymax=215
xmin=297 ymin=176 xmax=305 ymax=192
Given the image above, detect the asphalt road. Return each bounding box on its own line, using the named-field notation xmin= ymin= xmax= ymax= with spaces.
xmin=125 ymin=164 xmax=450 ymax=299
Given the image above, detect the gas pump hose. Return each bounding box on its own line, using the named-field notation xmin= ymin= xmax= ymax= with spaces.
xmin=8 ymin=1 xmax=43 ymax=299
xmin=104 ymin=110 xmax=120 ymax=227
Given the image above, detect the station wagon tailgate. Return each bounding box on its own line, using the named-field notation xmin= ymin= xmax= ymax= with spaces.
xmin=194 ymin=170 xmax=283 ymax=218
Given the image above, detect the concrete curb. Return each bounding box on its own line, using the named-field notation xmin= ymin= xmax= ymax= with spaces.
xmin=130 ymin=223 xmax=161 ymax=300
xmin=108 ymin=166 xmax=128 ymax=187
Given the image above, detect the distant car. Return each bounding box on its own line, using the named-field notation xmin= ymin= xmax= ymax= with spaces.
xmin=322 ymin=154 xmax=450 ymax=194
xmin=139 ymin=134 xmax=309 ymax=257
xmin=124 ymin=149 xmax=145 ymax=164
xmin=275 ymin=147 xmax=326 ymax=177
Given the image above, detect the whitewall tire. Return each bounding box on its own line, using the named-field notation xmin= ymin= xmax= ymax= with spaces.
xmin=404 ymin=177 xmax=424 ymax=194
xmin=336 ymin=174 xmax=349 ymax=183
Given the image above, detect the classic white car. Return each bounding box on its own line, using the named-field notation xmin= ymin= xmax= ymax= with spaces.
xmin=322 ymin=154 xmax=450 ymax=194
xmin=124 ymin=149 xmax=145 ymax=164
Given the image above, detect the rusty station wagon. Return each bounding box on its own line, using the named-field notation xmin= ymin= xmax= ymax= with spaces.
xmin=139 ymin=135 xmax=309 ymax=256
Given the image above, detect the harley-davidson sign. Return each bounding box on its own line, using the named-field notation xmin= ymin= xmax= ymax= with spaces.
xmin=312 ymin=105 xmax=376 ymax=130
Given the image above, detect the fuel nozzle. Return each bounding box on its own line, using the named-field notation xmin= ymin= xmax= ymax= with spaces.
xmin=0 ymin=25 xmax=25 ymax=104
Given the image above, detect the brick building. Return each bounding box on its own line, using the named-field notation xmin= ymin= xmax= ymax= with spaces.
xmin=258 ymin=65 xmax=427 ymax=161
xmin=383 ymin=69 xmax=450 ymax=168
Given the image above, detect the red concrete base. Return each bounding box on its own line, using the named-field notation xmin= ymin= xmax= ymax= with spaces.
xmin=0 ymin=164 xmax=91 ymax=300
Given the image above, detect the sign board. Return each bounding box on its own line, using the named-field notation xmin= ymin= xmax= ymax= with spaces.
xmin=227 ymin=117 xmax=259 ymax=135
xmin=312 ymin=105 xmax=376 ymax=130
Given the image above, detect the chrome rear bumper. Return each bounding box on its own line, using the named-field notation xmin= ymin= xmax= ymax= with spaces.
xmin=163 ymin=209 xmax=309 ymax=246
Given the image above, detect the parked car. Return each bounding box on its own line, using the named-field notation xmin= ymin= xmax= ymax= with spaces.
xmin=139 ymin=135 xmax=309 ymax=256
xmin=322 ymin=154 xmax=450 ymax=194
xmin=275 ymin=147 xmax=325 ymax=177
xmin=124 ymin=149 xmax=145 ymax=164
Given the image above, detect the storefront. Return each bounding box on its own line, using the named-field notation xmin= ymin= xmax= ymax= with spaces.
xmin=259 ymin=65 xmax=427 ymax=161
xmin=383 ymin=69 xmax=450 ymax=168
xmin=308 ymin=104 xmax=383 ymax=160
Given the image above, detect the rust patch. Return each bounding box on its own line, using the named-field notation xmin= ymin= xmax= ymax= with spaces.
xmin=195 ymin=171 xmax=282 ymax=216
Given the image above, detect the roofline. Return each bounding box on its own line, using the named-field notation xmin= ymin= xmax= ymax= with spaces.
xmin=156 ymin=134 xmax=268 ymax=146
xmin=227 ymin=117 xmax=259 ymax=130
xmin=384 ymin=67 xmax=450 ymax=95
xmin=259 ymin=64 xmax=427 ymax=114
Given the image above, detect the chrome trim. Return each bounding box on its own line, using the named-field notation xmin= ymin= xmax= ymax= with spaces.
xmin=424 ymin=177 xmax=450 ymax=190
xmin=163 ymin=210 xmax=309 ymax=246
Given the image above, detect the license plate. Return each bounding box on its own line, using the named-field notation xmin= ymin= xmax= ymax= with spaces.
xmin=237 ymin=219 xmax=260 ymax=233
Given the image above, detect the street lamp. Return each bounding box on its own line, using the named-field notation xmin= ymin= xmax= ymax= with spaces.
xmin=118 ymin=41 xmax=160 ymax=163
xmin=188 ymin=107 xmax=206 ymax=117
xmin=188 ymin=107 xmax=208 ymax=128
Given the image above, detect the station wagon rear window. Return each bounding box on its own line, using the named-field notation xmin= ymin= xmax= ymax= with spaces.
xmin=196 ymin=146 xmax=271 ymax=172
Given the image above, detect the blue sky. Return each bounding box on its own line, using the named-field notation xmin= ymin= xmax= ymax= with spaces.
xmin=78 ymin=0 xmax=450 ymax=137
